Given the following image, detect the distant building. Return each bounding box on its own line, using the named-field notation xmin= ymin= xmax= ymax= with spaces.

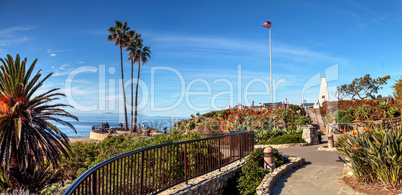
xmin=319 ymin=77 xmax=329 ymax=106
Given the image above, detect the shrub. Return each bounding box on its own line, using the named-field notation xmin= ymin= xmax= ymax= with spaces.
xmin=338 ymin=100 xmax=355 ymax=111
xmin=255 ymin=130 xmax=270 ymax=142
xmin=255 ymin=128 xmax=283 ymax=142
xmin=59 ymin=142 xmax=99 ymax=180
xmin=295 ymin=116 xmax=310 ymax=125
xmin=288 ymin=104 xmax=301 ymax=112
xmin=334 ymin=110 xmax=347 ymax=121
xmin=237 ymin=148 xmax=268 ymax=195
xmin=195 ymin=119 xmax=221 ymax=134
xmin=337 ymin=126 xmax=402 ymax=188
xmin=237 ymin=148 xmax=287 ymax=195
xmin=52 ymin=133 xmax=206 ymax=194
xmin=339 ymin=114 xmax=354 ymax=124
xmin=263 ymin=134 xmax=305 ymax=145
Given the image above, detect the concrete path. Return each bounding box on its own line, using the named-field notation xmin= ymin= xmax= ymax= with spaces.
xmin=271 ymin=136 xmax=366 ymax=195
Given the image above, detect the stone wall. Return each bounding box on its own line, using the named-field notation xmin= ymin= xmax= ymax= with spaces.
xmin=255 ymin=143 xmax=308 ymax=149
xmin=160 ymin=157 xmax=248 ymax=195
xmin=342 ymin=157 xmax=354 ymax=177
xmin=301 ymin=125 xmax=320 ymax=145
xmin=89 ymin=130 xmax=122 ymax=141
xmin=256 ymin=156 xmax=305 ymax=195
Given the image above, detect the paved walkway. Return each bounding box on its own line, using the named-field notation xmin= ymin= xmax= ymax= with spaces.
xmin=271 ymin=136 xmax=366 ymax=195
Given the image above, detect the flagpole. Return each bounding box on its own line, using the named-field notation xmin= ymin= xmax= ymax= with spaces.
xmin=269 ymin=26 xmax=273 ymax=104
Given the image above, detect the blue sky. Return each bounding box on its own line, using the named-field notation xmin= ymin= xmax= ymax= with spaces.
xmin=1 ymin=0 xmax=402 ymax=118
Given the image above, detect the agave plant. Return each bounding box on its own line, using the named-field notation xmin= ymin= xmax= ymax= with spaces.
xmin=0 ymin=54 xmax=78 ymax=187
xmin=337 ymin=124 xmax=402 ymax=188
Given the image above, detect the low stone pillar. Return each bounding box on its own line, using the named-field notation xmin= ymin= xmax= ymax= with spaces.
xmin=328 ymin=134 xmax=334 ymax=148
xmin=301 ymin=125 xmax=320 ymax=145
xmin=264 ymin=147 xmax=275 ymax=171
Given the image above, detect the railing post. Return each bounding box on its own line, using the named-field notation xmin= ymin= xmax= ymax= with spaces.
xmin=218 ymin=137 xmax=221 ymax=171
xmin=184 ymin=143 xmax=188 ymax=184
xmin=240 ymin=134 xmax=242 ymax=161
xmin=140 ymin=151 xmax=144 ymax=195
xmin=252 ymin=131 xmax=255 ymax=151
xmin=92 ymin=170 xmax=97 ymax=195
xmin=229 ymin=134 xmax=232 ymax=161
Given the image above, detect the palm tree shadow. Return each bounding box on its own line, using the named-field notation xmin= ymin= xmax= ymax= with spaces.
xmin=270 ymin=162 xmax=312 ymax=195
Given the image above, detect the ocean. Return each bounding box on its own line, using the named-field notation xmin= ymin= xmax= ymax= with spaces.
xmin=58 ymin=113 xmax=187 ymax=138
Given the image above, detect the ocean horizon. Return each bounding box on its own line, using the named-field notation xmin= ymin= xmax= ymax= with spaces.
xmin=59 ymin=113 xmax=188 ymax=138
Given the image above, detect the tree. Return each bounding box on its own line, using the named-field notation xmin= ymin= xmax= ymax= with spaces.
xmin=337 ymin=74 xmax=390 ymax=100
xmin=392 ymin=76 xmax=402 ymax=103
xmin=0 ymin=54 xmax=78 ymax=187
xmin=126 ymin=31 xmax=141 ymax=133
xmin=126 ymin=38 xmax=150 ymax=133
xmin=108 ymin=21 xmax=130 ymax=131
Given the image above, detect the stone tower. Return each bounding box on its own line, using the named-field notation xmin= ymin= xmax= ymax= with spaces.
xmin=319 ymin=77 xmax=329 ymax=106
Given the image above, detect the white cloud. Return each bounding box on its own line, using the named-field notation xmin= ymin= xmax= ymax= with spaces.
xmin=53 ymin=70 xmax=70 ymax=77
xmin=59 ymin=63 xmax=69 ymax=70
xmin=152 ymin=34 xmax=345 ymax=63
xmin=0 ymin=36 xmax=29 ymax=47
xmin=52 ymin=65 xmax=97 ymax=77
xmin=0 ymin=27 xmax=33 ymax=47
xmin=64 ymin=79 xmax=90 ymax=84
xmin=46 ymin=48 xmax=70 ymax=56
xmin=77 ymin=61 xmax=84 ymax=64
xmin=64 ymin=87 xmax=94 ymax=96
xmin=0 ymin=27 xmax=34 ymax=38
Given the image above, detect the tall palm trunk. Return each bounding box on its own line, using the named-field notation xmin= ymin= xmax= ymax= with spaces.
xmin=134 ymin=59 xmax=141 ymax=133
xmin=120 ymin=46 xmax=128 ymax=131
xmin=9 ymin=139 xmax=20 ymax=188
xmin=130 ymin=58 xmax=134 ymax=133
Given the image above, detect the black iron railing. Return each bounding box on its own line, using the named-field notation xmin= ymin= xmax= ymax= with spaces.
xmin=64 ymin=131 xmax=254 ymax=195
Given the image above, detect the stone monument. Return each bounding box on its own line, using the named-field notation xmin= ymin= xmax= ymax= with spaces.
xmin=319 ymin=77 xmax=329 ymax=106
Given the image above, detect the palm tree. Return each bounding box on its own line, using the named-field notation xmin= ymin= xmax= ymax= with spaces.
xmin=0 ymin=54 xmax=78 ymax=187
xmin=126 ymin=38 xmax=151 ymax=133
xmin=126 ymin=31 xmax=141 ymax=133
xmin=107 ymin=21 xmax=130 ymax=131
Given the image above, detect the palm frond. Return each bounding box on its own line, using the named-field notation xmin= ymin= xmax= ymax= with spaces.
xmin=0 ymin=54 xmax=78 ymax=186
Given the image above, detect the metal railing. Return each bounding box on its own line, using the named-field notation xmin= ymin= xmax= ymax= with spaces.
xmin=64 ymin=131 xmax=254 ymax=195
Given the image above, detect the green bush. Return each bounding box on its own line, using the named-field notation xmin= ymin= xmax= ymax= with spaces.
xmin=59 ymin=142 xmax=99 ymax=180
xmin=237 ymin=148 xmax=287 ymax=195
xmin=202 ymin=109 xmax=229 ymax=118
xmin=337 ymin=126 xmax=402 ymax=188
xmin=333 ymin=109 xmax=354 ymax=123
xmin=255 ymin=128 xmax=283 ymax=142
xmin=339 ymin=114 xmax=353 ymax=124
xmin=262 ymin=134 xmax=305 ymax=145
xmin=237 ymin=148 xmax=268 ymax=195
xmin=334 ymin=110 xmax=347 ymax=121
xmin=53 ymin=133 xmax=207 ymax=193
xmin=295 ymin=116 xmax=310 ymax=125
xmin=288 ymin=104 xmax=301 ymax=112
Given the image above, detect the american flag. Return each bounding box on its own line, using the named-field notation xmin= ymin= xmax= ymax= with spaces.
xmin=262 ymin=20 xmax=272 ymax=28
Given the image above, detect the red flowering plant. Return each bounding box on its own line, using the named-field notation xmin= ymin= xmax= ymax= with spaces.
xmin=219 ymin=105 xmax=274 ymax=133
xmin=322 ymin=98 xmax=401 ymax=127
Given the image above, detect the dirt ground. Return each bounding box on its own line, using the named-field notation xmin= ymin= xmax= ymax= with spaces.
xmin=343 ymin=176 xmax=402 ymax=195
